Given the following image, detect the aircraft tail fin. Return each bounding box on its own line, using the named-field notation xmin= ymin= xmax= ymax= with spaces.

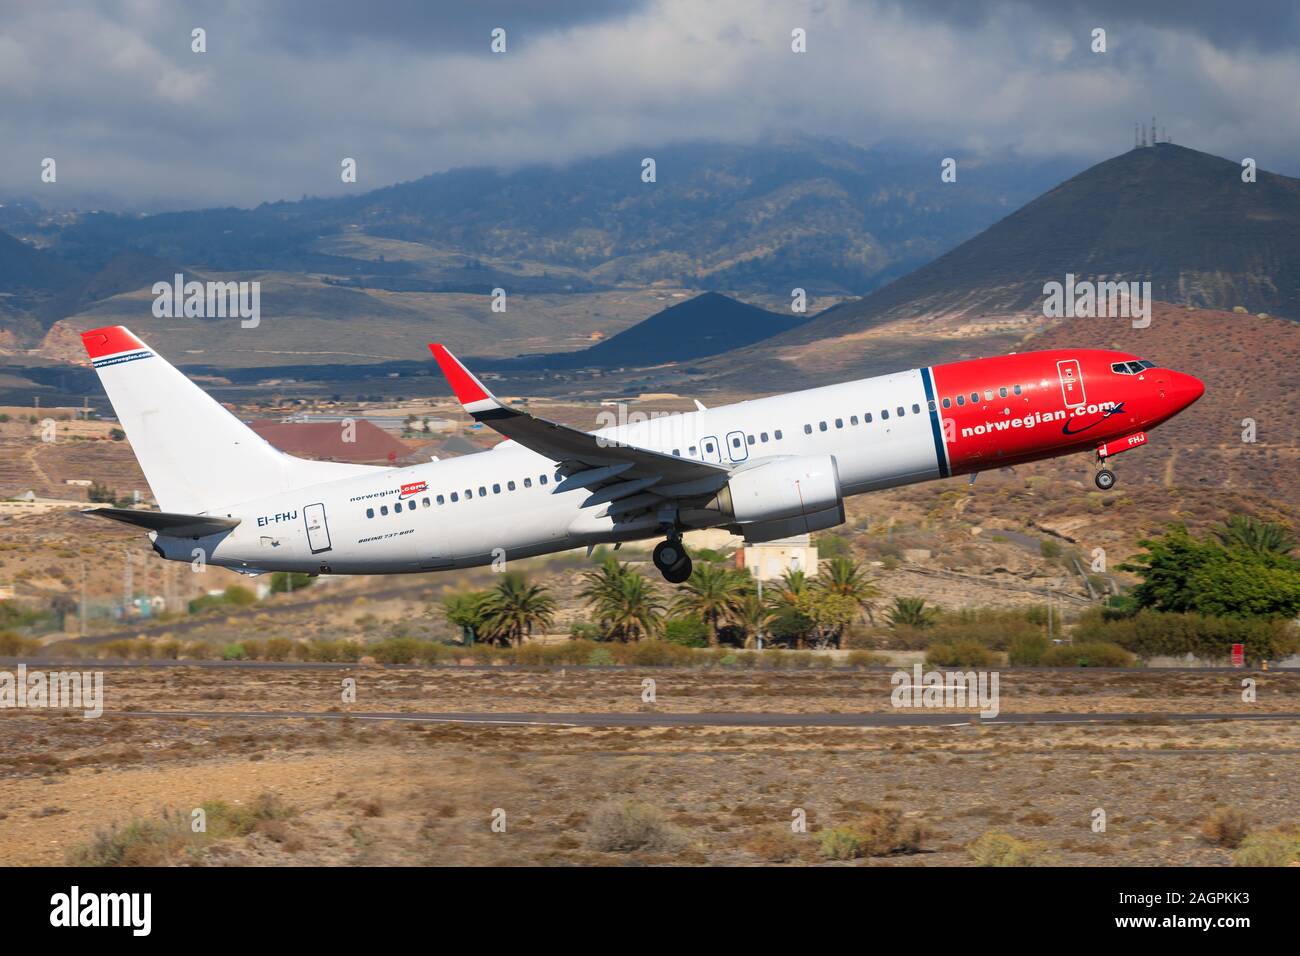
xmin=81 ymin=326 xmax=382 ymax=514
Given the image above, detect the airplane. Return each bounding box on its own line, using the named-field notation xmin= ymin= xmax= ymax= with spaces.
xmin=79 ymin=325 xmax=1204 ymax=583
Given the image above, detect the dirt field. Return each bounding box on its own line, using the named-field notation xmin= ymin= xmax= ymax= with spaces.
xmin=1 ymin=666 xmax=1296 ymax=866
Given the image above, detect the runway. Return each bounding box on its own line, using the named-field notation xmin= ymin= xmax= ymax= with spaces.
xmin=112 ymin=709 xmax=1300 ymax=728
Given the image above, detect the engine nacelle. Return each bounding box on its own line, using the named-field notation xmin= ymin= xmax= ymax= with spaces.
xmin=708 ymin=455 xmax=844 ymax=537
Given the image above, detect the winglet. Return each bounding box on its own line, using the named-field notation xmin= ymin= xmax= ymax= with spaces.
xmin=428 ymin=343 xmax=502 ymax=415
xmin=82 ymin=326 xmax=147 ymax=361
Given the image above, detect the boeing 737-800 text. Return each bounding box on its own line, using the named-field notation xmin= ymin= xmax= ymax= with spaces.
xmin=81 ymin=326 xmax=1204 ymax=582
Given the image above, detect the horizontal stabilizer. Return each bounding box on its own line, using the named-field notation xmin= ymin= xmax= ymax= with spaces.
xmin=84 ymin=507 xmax=241 ymax=538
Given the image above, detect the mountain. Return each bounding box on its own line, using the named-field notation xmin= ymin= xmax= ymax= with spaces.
xmin=0 ymin=230 xmax=86 ymax=346
xmin=696 ymin=144 xmax=1300 ymax=385
xmin=488 ymin=292 xmax=802 ymax=369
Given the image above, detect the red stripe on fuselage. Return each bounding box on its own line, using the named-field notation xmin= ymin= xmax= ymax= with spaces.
xmin=930 ymin=349 xmax=1152 ymax=474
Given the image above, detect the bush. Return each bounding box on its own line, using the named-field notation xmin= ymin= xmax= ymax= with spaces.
xmin=1073 ymin=608 xmax=1298 ymax=663
xmin=925 ymin=639 xmax=999 ymax=668
xmin=263 ymin=637 xmax=295 ymax=661
xmin=183 ymin=641 xmax=213 ymax=660
xmin=967 ymin=831 xmax=1053 ymax=866
xmin=585 ymin=800 xmax=687 ymax=853
xmin=586 ymin=646 xmax=615 ymax=666
xmin=66 ymin=810 xmax=194 ymax=866
xmin=817 ymin=809 xmax=927 ymax=859
xmin=846 ymin=650 xmax=882 ymax=668
xmin=745 ymin=828 xmax=806 ymax=863
xmin=663 ymin=615 xmax=710 ymax=647
xmin=1039 ymin=641 xmax=1134 ymax=667
xmin=0 ymin=631 xmax=39 ymax=656
xmin=1007 ymin=633 xmax=1048 ymax=665
xmin=1232 ymin=829 xmax=1300 ymax=866
xmin=221 ymin=643 xmax=247 ymax=661
xmin=1200 ymin=807 xmax=1251 ymax=849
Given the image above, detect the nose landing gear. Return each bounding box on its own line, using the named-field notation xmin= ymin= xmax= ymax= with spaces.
xmin=653 ymin=537 xmax=693 ymax=584
xmin=1094 ymin=468 xmax=1116 ymax=491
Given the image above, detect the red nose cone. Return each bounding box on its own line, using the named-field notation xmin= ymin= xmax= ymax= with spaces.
xmin=1175 ymin=371 xmax=1206 ymax=407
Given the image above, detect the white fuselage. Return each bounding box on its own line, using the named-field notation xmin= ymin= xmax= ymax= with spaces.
xmin=155 ymin=368 xmax=940 ymax=575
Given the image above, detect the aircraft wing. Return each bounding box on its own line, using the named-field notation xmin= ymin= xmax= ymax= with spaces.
xmin=428 ymin=344 xmax=729 ymax=490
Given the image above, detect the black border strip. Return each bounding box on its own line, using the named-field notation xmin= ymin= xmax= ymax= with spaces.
xmin=920 ymin=366 xmax=950 ymax=477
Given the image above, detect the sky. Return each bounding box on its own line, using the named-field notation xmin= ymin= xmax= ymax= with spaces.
xmin=1 ymin=0 xmax=1297 ymax=209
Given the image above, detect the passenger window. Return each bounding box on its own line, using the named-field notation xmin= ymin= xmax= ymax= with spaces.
xmin=819 ymin=421 xmax=828 ymax=432
xmin=437 ymin=495 xmax=445 ymax=505
xmin=746 ymin=434 xmax=755 ymax=445
xmin=408 ymin=500 xmax=416 ymax=511
xmin=539 ymin=475 xmax=548 ymax=486
xmin=970 ymin=392 xmax=979 ymax=403
xmin=956 ymin=395 xmax=965 ymax=406
xmin=479 ymin=486 xmax=487 ymax=496
xmin=942 ymin=397 xmax=951 ymax=408
xmin=465 ymin=489 xmax=473 ymax=499
xmin=897 ymin=406 xmax=905 ymax=416
xmin=999 ymin=387 xmax=1007 ymax=398
xmin=688 ymin=446 xmax=697 ymax=455
xmin=380 ymin=505 xmax=389 ymax=516
xmin=366 ymin=508 xmax=374 ymax=519
xmin=927 ymin=400 xmax=936 ymax=412
xmin=422 ymin=497 xmax=430 ymax=508
xmin=864 ymin=413 xmax=872 ymax=423
xmin=1013 ymin=385 xmax=1022 ymax=395
xmin=523 ymin=478 xmax=532 ymax=488
xmin=835 ymin=418 xmax=843 ymax=429
xmin=850 ymin=416 xmax=858 ymax=426
xmin=672 ymin=449 xmax=680 ymax=456
xmin=450 ymin=492 xmax=459 ymax=502
xmin=984 ymin=390 xmax=993 ymax=401
xmin=774 ymin=430 xmax=783 ymax=440
xmin=507 ymin=481 xmax=516 ymax=491
xmin=881 ymin=409 xmax=889 ymax=420
xmin=732 ymin=436 xmax=742 ymax=447
xmin=492 ymin=483 xmax=501 ymax=494
xmin=760 ymin=432 xmax=768 ymax=442
xmin=804 ymin=424 xmax=812 ymax=434
xmin=705 ymin=441 xmax=714 ymax=453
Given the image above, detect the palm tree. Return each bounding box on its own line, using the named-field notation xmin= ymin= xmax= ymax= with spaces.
xmin=477 ymin=572 xmax=557 ymax=646
xmin=579 ymin=557 xmax=664 ymax=641
xmin=885 ymin=596 xmax=937 ymax=631
xmin=814 ymin=557 xmax=880 ymax=625
xmin=1213 ymin=516 xmax=1297 ymax=556
xmin=672 ymin=562 xmax=752 ymax=647
xmin=730 ymin=592 xmax=773 ymax=649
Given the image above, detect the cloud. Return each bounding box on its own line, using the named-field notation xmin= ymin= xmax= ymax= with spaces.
xmin=0 ymin=0 xmax=1296 ymax=209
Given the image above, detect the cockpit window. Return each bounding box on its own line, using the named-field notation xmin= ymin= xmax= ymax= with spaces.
xmin=1139 ymin=359 xmax=1156 ymax=369
xmin=1126 ymin=361 xmax=1145 ymax=374
xmin=1111 ymin=362 xmax=1131 ymax=374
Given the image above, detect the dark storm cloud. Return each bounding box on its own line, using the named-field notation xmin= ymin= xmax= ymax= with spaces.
xmin=0 ymin=0 xmax=1296 ymax=209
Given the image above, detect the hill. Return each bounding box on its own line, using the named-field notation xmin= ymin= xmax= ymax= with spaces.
xmin=699 ymin=144 xmax=1300 ymax=385
xmin=488 ymin=292 xmax=802 ymax=369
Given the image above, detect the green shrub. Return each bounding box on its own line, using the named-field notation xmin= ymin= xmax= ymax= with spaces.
xmin=263 ymin=637 xmax=295 ymax=661
xmin=817 ymin=809 xmax=927 ymax=859
xmin=0 ymin=631 xmax=39 ymax=656
xmin=1007 ymin=633 xmax=1049 ymax=665
xmin=1233 ymin=830 xmax=1300 ymax=866
xmin=221 ymin=643 xmax=247 ymax=661
xmin=663 ymin=615 xmax=710 ymax=647
xmin=1073 ymin=607 xmax=1298 ymax=662
xmin=925 ymin=639 xmax=999 ymax=668
xmin=967 ymin=831 xmax=1053 ymax=866
xmin=586 ymin=646 xmax=615 ymax=666
xmin=1039 ymin=641 xmax=1134 ymax=667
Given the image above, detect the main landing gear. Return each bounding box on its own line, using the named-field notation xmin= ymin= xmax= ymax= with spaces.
xmin=653 ymin=536 xmax=693 ymax=584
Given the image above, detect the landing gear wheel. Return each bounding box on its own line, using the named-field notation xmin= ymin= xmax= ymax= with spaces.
xmin=1094 ymin=468 xmax=1116 ymax=491
xmin=653 ymin=538 xmax=692 ymax=583
xmin=662 ymin=555 xmax=693 ymax=584
xmin=653 ymin=539 xmax=684 ymax=573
